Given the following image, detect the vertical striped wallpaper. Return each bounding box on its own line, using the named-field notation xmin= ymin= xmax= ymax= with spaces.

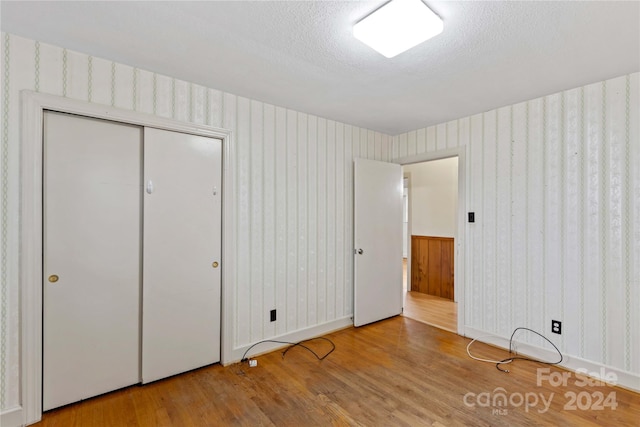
xmin=0 ymin=33 xmax=392 ymax=410
xmin=393 ymin=73 xmax=640 ymax=376
xmin=1 ymin=31 xmax=638 ymax=410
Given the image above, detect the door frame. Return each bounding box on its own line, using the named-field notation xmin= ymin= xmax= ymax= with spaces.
xmin=394 ymin=147 xmax=467 ymax=335
xmin=19 ymin=91 xmax=235 ymax=425
xmin=403 ymin=171 xmax=412 ymax=290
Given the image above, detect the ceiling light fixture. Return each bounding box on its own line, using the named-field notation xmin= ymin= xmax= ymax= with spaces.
xmin=353 ymin=0 xmax=443 ymax=58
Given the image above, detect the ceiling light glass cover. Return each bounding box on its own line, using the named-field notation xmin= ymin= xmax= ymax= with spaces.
xmin=353 ymin=0 xmax=443 ymax=58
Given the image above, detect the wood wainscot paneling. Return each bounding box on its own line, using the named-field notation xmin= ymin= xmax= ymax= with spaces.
xmin=411 ymin=235 xmax=454 ymax=300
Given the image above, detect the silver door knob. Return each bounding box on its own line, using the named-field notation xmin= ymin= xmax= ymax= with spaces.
xmin=357 ymin=249 xmax=363 ymax=255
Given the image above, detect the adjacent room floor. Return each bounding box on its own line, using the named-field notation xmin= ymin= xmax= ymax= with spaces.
xmin=402 ymin=258 xmax=458 ymax=333
xmin=403 ymin=291 xmax=457 ymax=333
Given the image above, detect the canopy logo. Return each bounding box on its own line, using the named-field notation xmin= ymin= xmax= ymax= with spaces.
xmin=463 ymin=388 xmax=554 ymax=414
xmin=463 ymin=367 xmax=619 ymax=415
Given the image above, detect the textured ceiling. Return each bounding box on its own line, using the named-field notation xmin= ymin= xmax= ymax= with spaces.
xmin=2 ymin=1 xmax=639 ymax=135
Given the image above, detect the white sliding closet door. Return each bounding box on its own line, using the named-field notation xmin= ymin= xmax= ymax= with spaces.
xmin=142 ymin=128 xmax=222 ymax=383
xmin=43 ymin=111 xmax=142 ymax=410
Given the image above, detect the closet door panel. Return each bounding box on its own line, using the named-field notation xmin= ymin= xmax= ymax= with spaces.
xmin=43 ymin=111 xmax=142 ymax=410
xmin=142 ymin=127 xmax=222 ymax=383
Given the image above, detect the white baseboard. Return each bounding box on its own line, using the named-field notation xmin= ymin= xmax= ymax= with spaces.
xmin=1 ymin=406 xmax=24 ymax=427
xmin=224 ymin=316 xmax=353 ymax=365
xmin=464 ymin=326 xmax=640 ymax=393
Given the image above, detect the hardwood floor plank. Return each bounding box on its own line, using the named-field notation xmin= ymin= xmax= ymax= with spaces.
xmin=34 ymin=317 xmax=639 ymax=426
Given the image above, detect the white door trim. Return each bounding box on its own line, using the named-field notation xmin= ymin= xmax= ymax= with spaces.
xmin=403 ymin=171 xmax=412 ymax=292
xmin=19 ymin=90 xmax=235 ymax=425
xmin=394 ymin=147 xmax=467 ymax=337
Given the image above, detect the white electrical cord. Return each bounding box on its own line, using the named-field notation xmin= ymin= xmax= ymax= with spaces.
xmin=467 ymin=328 xmax=563 ymax=374
xmin=466 ymin=335 xmax=513 ymax=366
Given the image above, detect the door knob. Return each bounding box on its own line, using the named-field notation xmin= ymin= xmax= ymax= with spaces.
xmin=357 ymin=249 xmax=364 ymax=255
xmin=48 ymin=275 xmax=59 ymax=283
xmin=212 ymin=261 xmax=219 ymax=268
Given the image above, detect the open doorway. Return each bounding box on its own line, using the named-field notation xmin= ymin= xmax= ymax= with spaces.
xmin=401 ymin=157 xmax=458 ymax=333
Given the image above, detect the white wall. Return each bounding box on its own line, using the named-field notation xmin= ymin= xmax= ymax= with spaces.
xmin=0 ymin=33 xmax=393 ymax=412
xmin=393 ymin=72 xmax=640 ymax=384
xmin=404 ymin=157 xmax=458 ymax=238
xmin=2 ymin=31 xmax=639 ymax=414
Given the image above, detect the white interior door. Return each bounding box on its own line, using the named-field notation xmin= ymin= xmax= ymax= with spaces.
xmin=142 ymin=127 xmax=222 ymax=383
xmin=354 ymin=158 xmax=403 ymax=327
xmin=43 ymin=111 xmax=142 ymax=410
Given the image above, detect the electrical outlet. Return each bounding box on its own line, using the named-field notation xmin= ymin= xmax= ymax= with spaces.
xmin=551 ymin=320 xmax=562 ymax=335
xmin=270 ymin=309 xmax=277 ymax=322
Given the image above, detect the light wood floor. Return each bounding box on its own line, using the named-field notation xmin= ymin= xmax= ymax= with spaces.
xmin=402 ymin=258 xmax=458 ymax=332
xmin=403 ymin=291 xmax=457 ymax=333
xmin=35 ymin=317 xmax=639 ymax=426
